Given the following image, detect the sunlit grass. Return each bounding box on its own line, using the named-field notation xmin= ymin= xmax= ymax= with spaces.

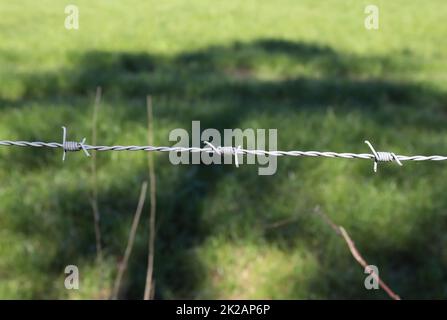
xmin=0 ymin=0 xmax=446 ymax=299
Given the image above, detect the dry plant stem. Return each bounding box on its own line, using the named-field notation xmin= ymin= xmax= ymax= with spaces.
xmin=144 ymin=95 xmax=157 ymax=300
xmin=315 ymin=208 xmax=401 ymax=300
xmin=111 ymin=181 xmax=148 ymax=300
xmin=264 ymin=216 xmax=300 ymax=229
xmin=338 ymin=227 xmax=401 ymax=300
xmin=91 ymin=86 xmax=103 ymax=265
xmin=150 ymin=280 xmax=156 ymax=300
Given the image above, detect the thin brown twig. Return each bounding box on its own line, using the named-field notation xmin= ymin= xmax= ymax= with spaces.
xmin=90 ymin=86 xmax=105 ymax=298
xmin=111 ymin=181 xmax=148 ymax=300
xmin=90 ymin=86 xmax=103 ymax=266
xmin=150 ymin=280 xmax=156 ymax=300
xmin=263 ymin=216 xmax=300 ymax=230
xmin=338 ymin=227 xmax=401 ymax=300
xmin=144 ymin=95 xmax=157 ymax=300
xmin=314 ymin=207 xmax=401 ymax=300
xmin=313 ymin=206 xmax=341 ymax=236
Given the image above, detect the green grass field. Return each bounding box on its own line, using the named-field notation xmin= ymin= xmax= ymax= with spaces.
xmin=1 ymin=0 xmax=447 ymax=299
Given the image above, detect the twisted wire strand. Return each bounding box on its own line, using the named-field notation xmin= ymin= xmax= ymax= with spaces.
xmin=1 ymin=140 xmax=447 ymax=162
xmin=1 ymin=126 xmax=447 ymax=173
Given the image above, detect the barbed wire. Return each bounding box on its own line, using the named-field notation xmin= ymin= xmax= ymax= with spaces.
xmin=1 ymin=126 xmax=447 ymax=172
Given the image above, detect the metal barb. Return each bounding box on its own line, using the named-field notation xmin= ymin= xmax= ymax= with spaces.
xmin=364 ymin=140 xmax=402 ymax=173
xmin=204 ymin=141 xmax=242 ymax=168
xmin=61 ymin=126 xmax=90 ymax=162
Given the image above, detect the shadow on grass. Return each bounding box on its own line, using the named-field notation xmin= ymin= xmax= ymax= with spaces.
xmin=2 ymin=39 xmax=447 ymax=299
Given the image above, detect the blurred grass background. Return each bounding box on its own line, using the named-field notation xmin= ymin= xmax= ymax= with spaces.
xmin=0 ymin=0 xmax=447 ymax=299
